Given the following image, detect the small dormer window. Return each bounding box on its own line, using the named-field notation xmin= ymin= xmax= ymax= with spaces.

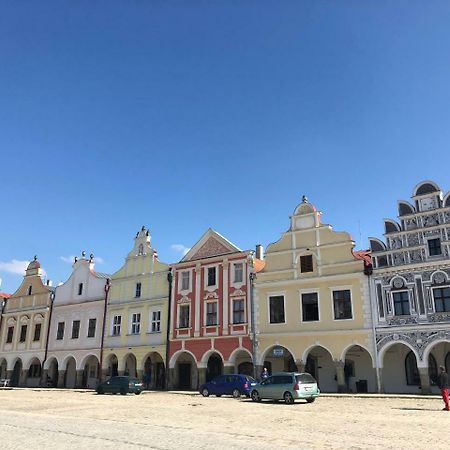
xmin=27 ymin=286 xmax=32 ymax=296
xmin=300 ymin=255 xmax=313 ymax=273
xmin=138 ymin=244 xmax=144 ymax=256
xmin=78 ymin=283 xmax=83 ymax=295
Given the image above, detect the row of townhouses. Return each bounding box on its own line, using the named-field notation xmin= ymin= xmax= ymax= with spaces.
xmin=1 ymin=180 xmax=449 ymax=394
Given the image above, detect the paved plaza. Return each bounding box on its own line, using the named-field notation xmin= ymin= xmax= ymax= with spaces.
xmin=1 ymin=389 xmax=449 ymax=449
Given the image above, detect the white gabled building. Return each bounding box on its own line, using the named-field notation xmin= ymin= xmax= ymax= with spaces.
xmin=45 ymin=253 xmax=110 ymax=389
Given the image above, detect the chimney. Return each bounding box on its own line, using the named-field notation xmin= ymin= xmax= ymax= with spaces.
xmin=255 ymin=244 xmax=264 ymax=260
xmin=46 ymin=280 xmax=53 ymax=287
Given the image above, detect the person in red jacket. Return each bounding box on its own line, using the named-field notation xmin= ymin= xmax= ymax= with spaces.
xmin=438 ymin=366 xmax=449 ymax=411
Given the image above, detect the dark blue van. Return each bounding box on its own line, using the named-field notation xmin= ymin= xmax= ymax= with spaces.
xmin=200 ymin=374 xmax=257 ymax=398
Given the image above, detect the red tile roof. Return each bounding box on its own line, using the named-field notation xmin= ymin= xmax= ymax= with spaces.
xmin=0 ymin=292 xmax=11 ymax=299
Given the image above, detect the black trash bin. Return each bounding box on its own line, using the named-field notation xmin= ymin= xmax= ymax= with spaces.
xmin=355 ymin=380 xmax=368 ymax=393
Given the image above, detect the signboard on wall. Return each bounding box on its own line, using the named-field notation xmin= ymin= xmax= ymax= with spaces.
xmin=273 ymin=348 xmax=284 ymax=357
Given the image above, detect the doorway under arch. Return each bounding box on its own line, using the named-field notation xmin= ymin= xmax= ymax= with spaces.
xmin=11 ymin=359 xmax=22 ymax=387
xmin=303 ymin=346 xmax=335 ymax=392
xmin=206 ymin=353 xmax=223 ymax=382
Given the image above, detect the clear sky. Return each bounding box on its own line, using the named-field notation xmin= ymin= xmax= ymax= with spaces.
xmin=1 ymin=0 xmax=450 ymax=292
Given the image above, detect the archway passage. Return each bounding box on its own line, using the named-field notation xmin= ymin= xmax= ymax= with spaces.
xmin=423 ymin=341 xmax=450 ymax=394
xmin=0 ymin=359 xmax=7 ymax=380
xmin=342 ymin=345 xmax=376 ymax=393
xmin=10 ymin=359 xmax=22 ymax=387
xmin=173 ymin=352 xmax=197 ymax=390
xmin=26 ymin=357 xmax=42 ymax=387
xmin=206 ymin=353 xmax=223 ymax=382
xmin=231 ymin=349 xmax=253 ymax=377
xmin=381 ymin=343 xmax=423 ymax=394
xmin=83 ymin=355 xmax=99 ymax=389
xmin=124 ymin=354 xmax=137 ymax=378
xmin=143 ymin=352 xmax=165 ymax=390
xmin=106 ymin=354 xmax=118 ymax=378
xmin=262 ymin=345 xmax=297 ymax=378
xmin=47 ymin=358 xmax=58 ymax=387
xmin=304 ymin=346 xmax=335 ymax=392
xmin=64 ymin=357 xmax=77 ymax=389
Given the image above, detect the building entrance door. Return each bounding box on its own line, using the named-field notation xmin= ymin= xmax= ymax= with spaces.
xmin=178 ymin=363 xmax=191 ymax=389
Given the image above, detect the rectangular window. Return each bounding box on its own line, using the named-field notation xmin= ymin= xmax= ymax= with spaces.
xmin=233 ymin=299 xmax=245 ymax=324
xmin=6 ymin=326 xmax=14 ymax=343
xmin=300 ymin=255 xmax=313 ymax=273
xmin=151 ymin=310 xmax=161 ymax=333
xmin=179 ymin=305 xmax=190 ymax=328
xmin=428 ymin=238 xmax=442 ymax=256
xmin=131 ymin=313 xmax=141 ymax=334
xmin=78 ymin=283 xmax=83 ymax=295
xmin=181 ymin=271 xmax=190 ymax=290
xmin=33 ymin=323 xmax=41 ymax=341
xmin=19 ymin=325 xmax=27 ymax=342
xmin=87 ymin=318 xmax=96 ymax=338
xmin=112 ymin=315 xmax=121 ymax=336
xmin=135 ymin=282 xmax=142 ymax=298
xmin=333 ymin=290 xmax=353 ymax=320
xmin=234 ymin=263 xmax=243 ymax=283
xmin=71 ymin=320 xmax=80 ymax=339
xmin=206 ymin=302 xmax=218 ymax=326
xmin=269 ymin=295 xmax=285 ymax=324
xmin=56 ymin=322 xmax=65 ymax=340
xmin=433 ymin=287 xmax=450 ymax=313
xmin=207 ymin=267 xmax=216 ymax=286
xmin=393 ymin=291 xmax=410 ymax=316
xmin=302 ymin=293 xmax=319 ymax=322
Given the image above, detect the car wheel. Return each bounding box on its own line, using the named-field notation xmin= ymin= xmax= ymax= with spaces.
xmin=135 ymin=391 xmax=141 ymax=395
xmin=284 ymin=392 xmax=294 ymax=405
xmin=120 ymin=388 xmax=127 ymax=395
xmin=251 ymin=390 xmax=261 ymax=402
xmin=232 ymin=389 xmax=241 ymax=399
xmin=201 ymin=388 xmax=210 ymax=397
xmin=97 ymin=387 xmax=104 ymax=395
xmin=306 ymin=397 xmax=315 ymax=403
xmin=215 ymin=394 xmax=222 ymax=397
xmin=112 ymin=392 xmax=117 ymax=395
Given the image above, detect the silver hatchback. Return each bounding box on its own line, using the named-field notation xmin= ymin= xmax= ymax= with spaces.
xmin=251 ymin=372 xmax=320 ymax=404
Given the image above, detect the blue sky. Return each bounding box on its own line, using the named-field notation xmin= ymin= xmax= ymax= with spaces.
xmin=1 ymin=1 xmax=450 ymax=292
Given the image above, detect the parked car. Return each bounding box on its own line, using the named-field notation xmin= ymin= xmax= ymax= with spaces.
xmin=96 ymin=376 xmax=143 ymax=395
xmin=200 ymin=374 xmax=257 ymax=398
xmin=250 ymin=372 xmax=320 ymax=404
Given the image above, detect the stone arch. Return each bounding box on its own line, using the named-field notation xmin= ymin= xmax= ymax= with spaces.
xmin=122 ymin=353 xmax=138 ymax=378
xmin=200 ymin=348 xmax=225 ymax=364
xmin=46 ymin=357 xmax=59 ymax=387
xmin=413 ymin=180 xmax=440 ymax=196
xmin=0 ymin=357 xmax=7 ymax=379
xmin=228 ymin=348 xmax=253 ymax=376
xmin=105 ymin=353 xmax=118 ymax=377
xmin=259 ymin=344 xmax=297 ymax=375
xmin=340 ymin=344 xmax=377 ymax=393
xmin=228 ymin=347 xmax=252 ymax=365
xmin=63 ymin=356 xmax=77 ymax=388
xmin=142 ymin=351 xmax=166 ymax=390
xmin=302 ymin=345 xmax=336 ymax=392
xmin=205 ymin=352 xmax=224 ymax=382
xmin=430 ymin=270 xmax=449 ymax=285
xmin=170 ymin=350 xmax=198 ymax=390
xmin=80 ymin=354 xmax=100 ymax=389
xmin=26 ymin=356 xmax=42 ymax=387
xmin=10 ymin=358 xmax=22 ymax=387
xmin=422 ymin=338 xmax=450 ymax=367
xmin=377 ymin=340 xmax=420 ymax=368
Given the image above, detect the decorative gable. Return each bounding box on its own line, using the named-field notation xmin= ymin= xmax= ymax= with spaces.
xmin=181 ymin=228 xmax=241 ymax=262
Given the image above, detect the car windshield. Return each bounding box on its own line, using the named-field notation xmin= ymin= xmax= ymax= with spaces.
xmin=296 ymin=373 xmax=316 ymax=384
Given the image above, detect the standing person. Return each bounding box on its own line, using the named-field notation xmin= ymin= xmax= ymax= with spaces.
xmin=260 ymin=367 xmax=269 ymax=381
xmin=438 ymin=366 xmax=449 ymax=411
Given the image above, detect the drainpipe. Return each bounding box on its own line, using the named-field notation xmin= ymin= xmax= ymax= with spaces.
xmin=365 ymin=266 xmax=381 ymax=393
xmin=165 ymin=268 xmax=173 ymax=390
xmin=41 ymin=291 xmax=55 ymax=385
xmin=249 ymin=269 xmax=257 ymax=380
xmin=99 ymin=278 xmax=111 ymax=383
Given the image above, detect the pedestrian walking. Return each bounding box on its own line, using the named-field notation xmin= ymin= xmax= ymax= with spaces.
xmin=260 ymin=367 xmax=269 ymax=381
xmin=438 ymin=366 xmax=449 ymax=411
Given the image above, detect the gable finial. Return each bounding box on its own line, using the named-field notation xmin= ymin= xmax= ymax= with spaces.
xmin=302 ymin=195 xmax=308 ymax=203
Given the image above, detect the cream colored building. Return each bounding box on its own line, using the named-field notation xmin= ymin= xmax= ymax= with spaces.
xmin=254 ymin=197 xmax=376 ymax=392
xmin=0 ymin=257 xmax=54 ymax=387
xmin=102 ymin=227 xmax=169 ymax=388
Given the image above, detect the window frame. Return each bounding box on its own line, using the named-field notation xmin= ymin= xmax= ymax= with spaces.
xmin=131 ymin=313 xmax=141 ymax=334
xmin=112 ymin=314 xmax=122 ymax=336
xmin=427 ymin=238 xmax=442 ymax=257
xmin=232 ymin=298 xmax=245 ymax=324
xmin=71 ymin=320 xmax=80 ymax=339
xmin=178 ymin=304 xmax=190 ymax=329
xmin=135 ymin=282 xmax=142 ymax=298
xmin=300 ymin=255 xmax=314 ymax=273
xmin=56 ymin=322 xmax=65 ymax=340
xmin=207 ymin=267 xmax=217 ymax=287
xmin=33 ymin=323 xmax=42 ymax=342
xmin=6 ymin=326 xmax=14 ymax=343
xmin=151 ymin=310 xmax=161 ymax=333
xmin=87 ymin=318 xmax=96 ymax=338
xmin=331 ymin=288 xmax=353 ymax=321
xmin=233 ymin=263 xmax=244 ymax=284
xmin=432 ymin=286 xmax=450 ymax=313
xmin=19 ymin=324 xmax=27 ymax=343
xmin=268 ymin=293 xmax=286 ymax=324
xmin=300 ymin=290 xmax=320 ymax=322
xmin=392 ymin=290 xmax=411 ymax=316
xmin=205 ymin=301 xmax=218 ymax=326
xmin=78 ymin=283 xmax=83 ymax=296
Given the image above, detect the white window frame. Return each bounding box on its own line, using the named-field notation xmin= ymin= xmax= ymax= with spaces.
xmin=231 ymin=297 xmax=246 ymax=324
xmin=150 ymin=310 xmax=161 ymax=333
xmin=330 ymin=286 xmax=354 ymax=321
xmin=426 ymin=237 xmax=443 ymax=258
xmin=204 ymin=300 xmax=218 ymax=326
xmin=178 ymin=304 xmax=190 ymax=329
xmin=178 ymin=268 xmax=193 ymax=294
xmin=112 ymin=314 xmax=122 ymax=336
xmin=267 ymin=292 xmax=286 ymax=325
xmin=299 ymin=289 xmax=320 ymax=323
xmin=130 ymin=312 xmax=141 ymax=334
xmin=233 ymin=262 xmax=244 ymax=284
xmin=204 ymin=263 xmax=219 ymax=290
